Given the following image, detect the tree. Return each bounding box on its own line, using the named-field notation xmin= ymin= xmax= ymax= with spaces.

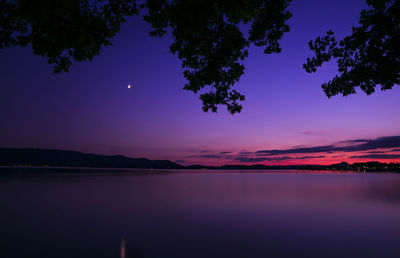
xmin=304 ymin=0 xmax=400 ymax=98
xmin=0 ymin=0 xmax=139 ymax=72
xmin=0 ymin=0 xmax=292 ymax=114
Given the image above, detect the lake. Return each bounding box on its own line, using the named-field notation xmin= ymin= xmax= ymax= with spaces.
xmin=1 ymin=168 xmax=400 ymax=258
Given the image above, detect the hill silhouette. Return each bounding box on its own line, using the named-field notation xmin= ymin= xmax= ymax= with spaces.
xmin=0 ymin=148 xmax=183 ymax=169
xmin=0 ymin=148 xmax=399 ymax=172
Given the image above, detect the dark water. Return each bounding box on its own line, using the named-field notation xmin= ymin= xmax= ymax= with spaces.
xmin=1 ymin=169 xmax=400 ymax=258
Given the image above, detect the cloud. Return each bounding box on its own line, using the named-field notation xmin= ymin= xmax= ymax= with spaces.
xmin=349 ymin=136 xmax=400 ymax=150
xmin=199 ymin=150 xmax=211 ymax=153
xmin=296 ymin=155 xmax=325 ymax=159
xmin=189 ymin=154 xmax=234 ymax=159
xmin=234 ymin=155 xmax=325 ymax=163
xmin=238 ymin=151 xmax=253 ymax=155
xmin=297 ymin=131 xmax=315 ymax=135
xmin=349 ymin=154 xmax=400 ymax=159
xmin=331 ymin=155 xmax=346 ymax=158
xmin=187 ymin=136 xmax=400 ymax=164
xmin=255 ymin=136 xmax=400 ymax=156
xmin=255 ymin=144 xmax=335 ymax=155
xmin=366 ymin=151 xmax=388 ymax=154
xmin=296 ymin=130 xmax=326 ymax=135
xmin=234 ymin=157 xmax=272 ymax=162
xmin=340 ymin=139 xmax=370 ymax=144
xmin=188 ymin=151 xmax=234 ymax=159
xmin=189 ymin=154 xmax=222 ymax=159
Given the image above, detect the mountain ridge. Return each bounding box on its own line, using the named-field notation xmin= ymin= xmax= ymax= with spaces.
xmin=0 ymin=148 xmax=183 ymax=169
xmin=0 ymin=148 xmax=399 ymax=172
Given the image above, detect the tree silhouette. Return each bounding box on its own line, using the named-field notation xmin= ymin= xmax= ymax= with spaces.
xmin=0 ymin=0 xmax=139 ymax=72
xmin=304 ymin=0 xmax=400 ymax=98
xmin=0 ymin=0 xmax=292 ymax=114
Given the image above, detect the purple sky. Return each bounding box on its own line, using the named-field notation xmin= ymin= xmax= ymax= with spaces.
xmin=1 ymin=0 xmax=399 ymax=166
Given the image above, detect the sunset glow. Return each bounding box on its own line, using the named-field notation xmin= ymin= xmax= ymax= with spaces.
xmin=0 ymin=0 xmax=399 ymax=167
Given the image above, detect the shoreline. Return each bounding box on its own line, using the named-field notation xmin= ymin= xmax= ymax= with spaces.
xmin=0 ymin=165 xmax=399 ymax=173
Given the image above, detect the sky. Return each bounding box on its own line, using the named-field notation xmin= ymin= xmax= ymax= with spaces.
xmin=1 ymin=0 xmax=400 ymax=166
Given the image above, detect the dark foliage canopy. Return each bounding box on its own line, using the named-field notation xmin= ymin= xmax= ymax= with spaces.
xmin=0 ymin=0 xmax=292 ymax=114
xmin=0 ymin=0 xmax=139 ymax=72
xmin=304 ymin=0 xmax=400 ymax=97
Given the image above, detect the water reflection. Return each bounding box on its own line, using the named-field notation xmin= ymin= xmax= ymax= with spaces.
xmin=363 ymin=178 xmax=400 ymax=202
xmin=1 ymin=169 xmax=400 ymax=258
xmin=120 ymin=238 xmax=125 ymax=258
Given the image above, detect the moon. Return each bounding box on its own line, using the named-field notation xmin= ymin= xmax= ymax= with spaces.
xmin=127 ymin=84 xmax=131 ymax=89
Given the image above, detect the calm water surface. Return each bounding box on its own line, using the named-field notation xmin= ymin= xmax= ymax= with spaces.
xmin=1 ymin=168 xmax=400 ymax=258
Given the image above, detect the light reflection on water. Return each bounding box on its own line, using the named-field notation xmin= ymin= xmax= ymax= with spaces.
xmin=1 ymin=169 xmax=400 ymax=258
xmin=120 ymin=238 xmax=125 ymax=258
